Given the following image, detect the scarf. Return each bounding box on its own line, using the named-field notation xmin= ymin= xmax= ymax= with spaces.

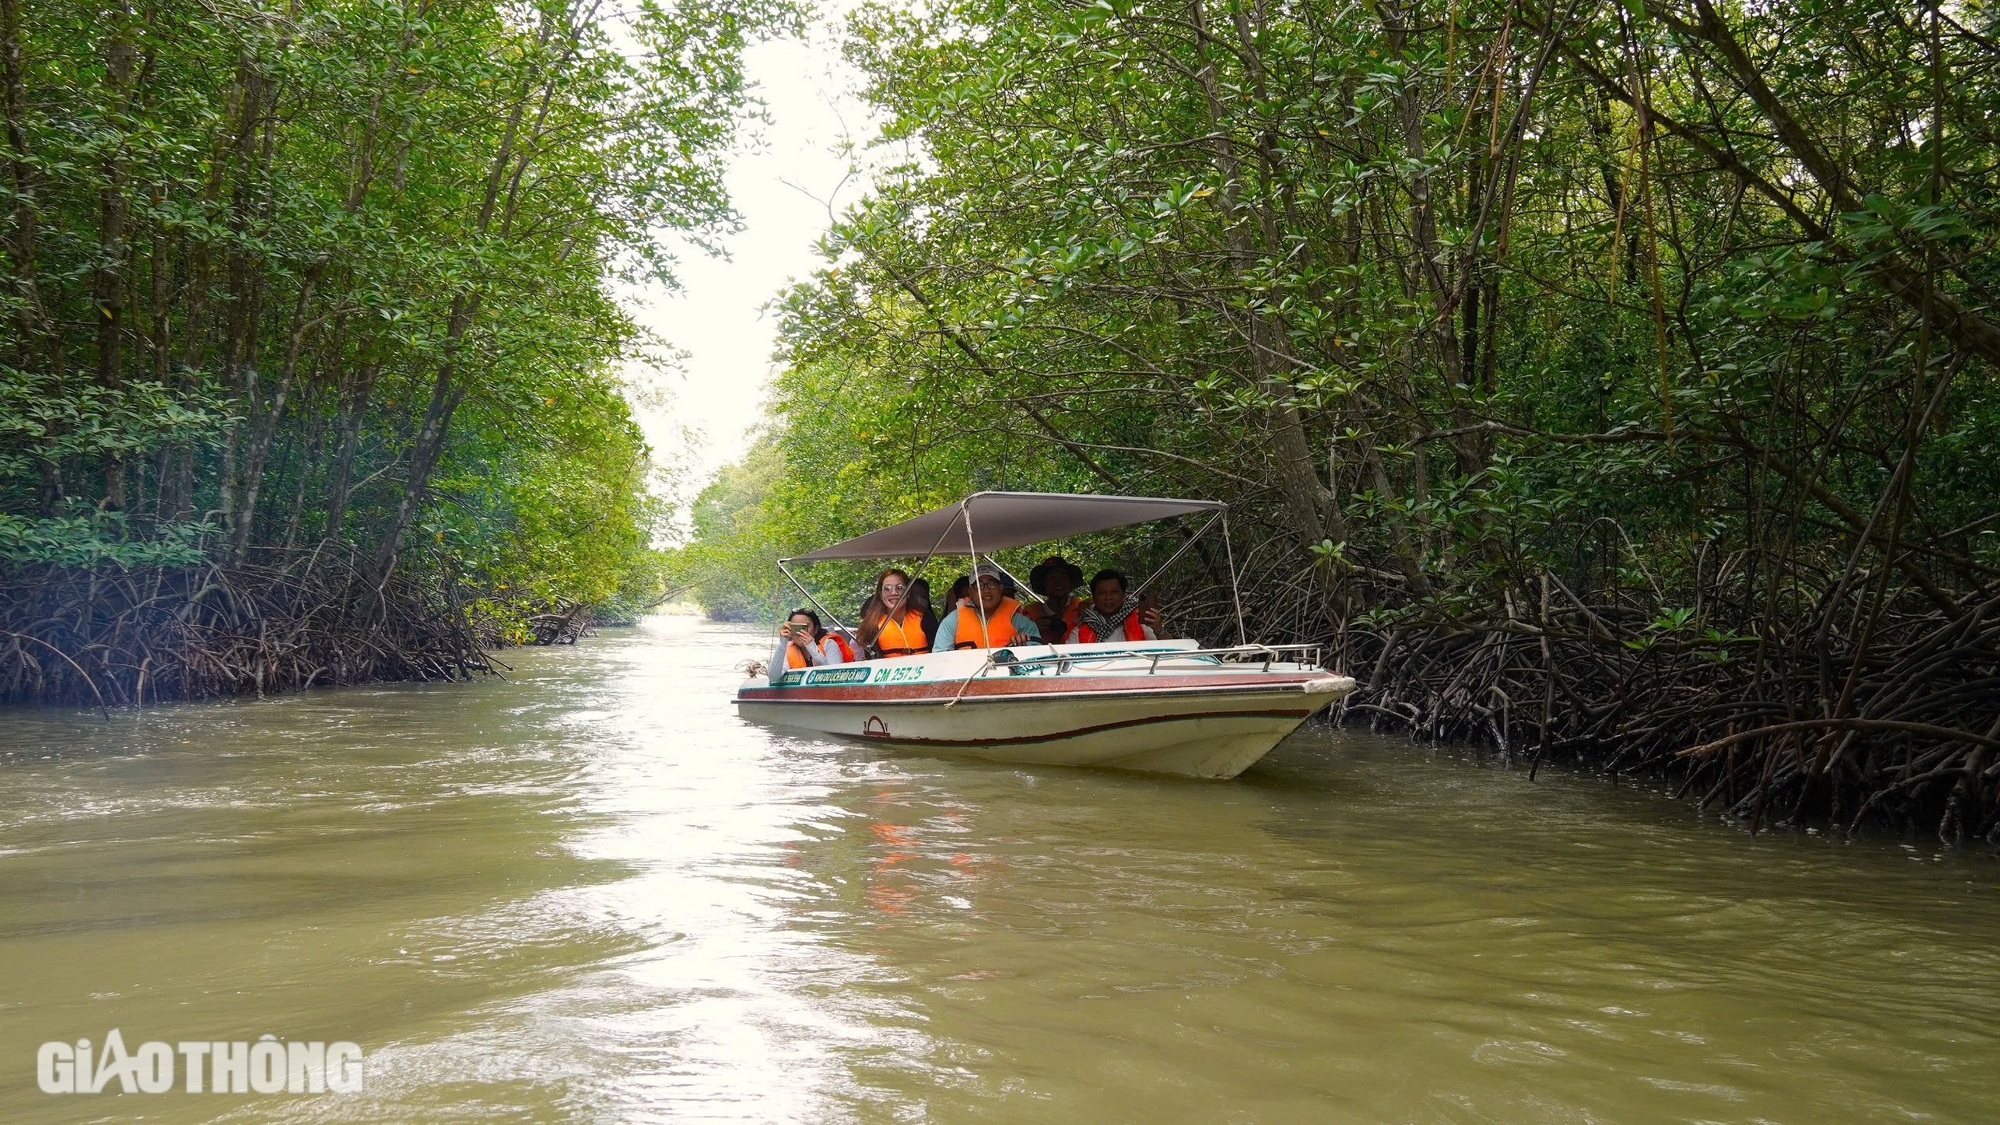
xmin=1077 ymin=599 xmax=1135 ymax=641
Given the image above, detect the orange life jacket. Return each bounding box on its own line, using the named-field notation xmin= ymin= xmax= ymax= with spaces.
xmin=952 ymin=598 xmax=1023 ymax=650
xmin=825 ymin=632 xmax=857 ymax=663
xmin=1074 ymin=612 xmax=1147 ymax=644
xmin=873 ymin=610 xmax=926 ymax=657
xmin=786 ymin=633 xmax=853 ymax=668
xmin=1038 ymin=596 xmax=1083 ymax=640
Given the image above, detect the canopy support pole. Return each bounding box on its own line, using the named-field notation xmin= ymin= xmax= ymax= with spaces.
xmin=1222 ymin=511 xmax=1248 ymax=646
xmin=1125 ymin=509 xmax=1221 ymax=609
xmin=964 ymin=504 xmax=993 ymax=645
xmin=983 ymin=554 xmax=1032 ymax=596
xmin=903 ymin=518 xmax=960 ymax=615
xmin=776 ymin=559 xmax=853 ymax=644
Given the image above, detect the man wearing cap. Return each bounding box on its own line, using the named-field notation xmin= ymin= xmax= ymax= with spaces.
xmin=930 ymin=563 xmax=1041 ymax=651
xmin=1023 ymin=555 xmax=1086 ymax=644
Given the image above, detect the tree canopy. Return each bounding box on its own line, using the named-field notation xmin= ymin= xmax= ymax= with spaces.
xmin=2 ymin=0 xmax=793 ymax=629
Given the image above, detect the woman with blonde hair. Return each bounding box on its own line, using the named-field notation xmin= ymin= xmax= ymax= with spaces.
xmin=857 ymin=568 xmax=929 ymax=659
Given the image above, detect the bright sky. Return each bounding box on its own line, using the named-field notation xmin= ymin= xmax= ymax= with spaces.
xmin=621 ymin=21 xmax=878 ymax=536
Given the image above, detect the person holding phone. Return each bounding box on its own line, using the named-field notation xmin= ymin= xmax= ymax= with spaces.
xmin=767 ymin=609 xmax=851 ymax=683
xmin=1069 ymin=570 xmax=1165 ymax=644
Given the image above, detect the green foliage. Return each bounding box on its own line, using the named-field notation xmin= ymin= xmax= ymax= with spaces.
xmin=0 ymin=0 xmax=792 ymax=615
xmin=437 ymin=367 xmax=670 ymax=604
xmin=0 ymin=368 xmax=223 ymax=487
xmin=0 ymin=511 xmax=212 ymax=566
xmin=674 ymin=0 xmax=2000 ymax=653
xmin=671 ymin=436 xmax=792 ymax=622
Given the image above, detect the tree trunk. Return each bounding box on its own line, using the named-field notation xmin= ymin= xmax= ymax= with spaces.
xmin=370 ymin=297 xmax=477 ymax=592
xmin=369 ymin=49 xmax=541 ymax=591
xmin=1189 ymin=0 xmax=1337 ymax=552
xmin=215 ymin=56 xmax=273 ymax=524
xmin=232 ymin=268 xmax=317 ymax=560
xmin=96 ymin=8 xmax=138 ymax=509
xmin=1 ymin=0 xmax=43 ymax=363
xmin=322 ymin=360 xmax=378 ymax=542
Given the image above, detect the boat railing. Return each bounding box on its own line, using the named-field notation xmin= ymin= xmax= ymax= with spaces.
xmin=943 ymin=643 xmax=1324 ymax=706
xmin=1156 ymin=642 xmax=1323 ymax=673
xmin=995 ymin=642 xmax=1324 ymax=676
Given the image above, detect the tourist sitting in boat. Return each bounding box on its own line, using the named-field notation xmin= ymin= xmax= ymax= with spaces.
xmin=931 ymin=564 xmax=1040 ymax=651
xmin=857 ymin=568 xmax=929 ymax=659
xmin=1070 ymin=569 xmax=1165 ymax=643
xmin=1023 ymin=555 xmax=1085 ymax=644
xmin=768 ymin=609 xmax=852 ymax=682
xmin=942 ymin=575 xmax=971 ymax=611
xmin=906 ymin=577 xmax=941 ymax=649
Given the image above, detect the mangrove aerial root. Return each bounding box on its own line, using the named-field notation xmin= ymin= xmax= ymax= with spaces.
xmin=1150 ymin=557 xmax=2000 ymax=846
xmin=0 ymin=544 xmax=492 ymax=708
xmin=1327 ymin=594 xmax=2000 ymax=846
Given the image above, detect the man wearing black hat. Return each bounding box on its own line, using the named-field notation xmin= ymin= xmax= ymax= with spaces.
xmin=1024 ymin=555 xmax=1086 ymax=644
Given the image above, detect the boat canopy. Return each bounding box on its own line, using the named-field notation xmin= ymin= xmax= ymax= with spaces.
xmin=784 ymin=491 xmax=1225 ymax=562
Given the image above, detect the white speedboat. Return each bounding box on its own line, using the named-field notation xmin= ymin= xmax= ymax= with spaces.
xmin=733 ymin=492 xmax=1355 ymax=779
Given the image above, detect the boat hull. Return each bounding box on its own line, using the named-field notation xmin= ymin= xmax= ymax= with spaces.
xmin=735 ymin=645 xmax=1354 ymax=779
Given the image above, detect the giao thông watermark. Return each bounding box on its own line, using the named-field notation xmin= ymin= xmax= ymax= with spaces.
xmin=37 ymin=1030 xmax=362 ymax=1095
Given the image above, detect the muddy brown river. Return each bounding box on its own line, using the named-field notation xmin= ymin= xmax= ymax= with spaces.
xmin=2 ymin=616 xmax=1996 ymax=1122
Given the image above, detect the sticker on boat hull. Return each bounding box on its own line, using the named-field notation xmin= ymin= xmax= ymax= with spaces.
xmin=806 ymin=667 xmax=873 ymax=686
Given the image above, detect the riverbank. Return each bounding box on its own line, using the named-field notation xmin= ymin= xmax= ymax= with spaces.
xmin=0 ymin=551 xmax=681 ymax=707
xmin=0 ymin=553 xmax=492 ymax=708
xmin=3 ymin=616 xmax=1995 ymax=1123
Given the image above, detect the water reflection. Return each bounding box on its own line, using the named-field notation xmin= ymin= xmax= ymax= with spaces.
xmin=0 ymin=616 xmax=1995 ymax=1123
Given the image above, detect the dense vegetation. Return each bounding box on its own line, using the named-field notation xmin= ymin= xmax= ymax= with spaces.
xmin=1 ymin=0 xmax=787 ymax=699
xmin=681 ymin=0 xmax=2000 ymax=841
